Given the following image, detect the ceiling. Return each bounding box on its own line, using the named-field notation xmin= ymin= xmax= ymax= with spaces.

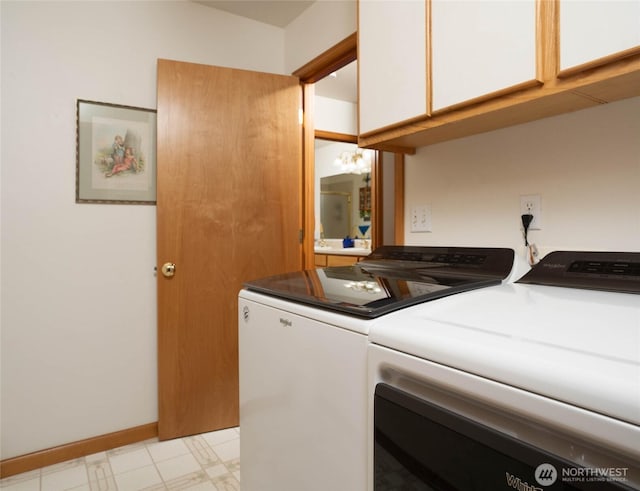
xmin=194 ymin=0 xmax=314 ymax=28
xmin=194 ymin=0 xmax=357 ymax=102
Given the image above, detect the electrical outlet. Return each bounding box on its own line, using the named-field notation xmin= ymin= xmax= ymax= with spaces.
xmin=520 ymin=194 xmax=542 ymax=230
xmin=410 ymin=205 xmax=432 ymax=232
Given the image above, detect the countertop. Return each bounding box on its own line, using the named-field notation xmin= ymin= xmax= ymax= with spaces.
xmin=314 ymin=246 xmax=371 ymax=257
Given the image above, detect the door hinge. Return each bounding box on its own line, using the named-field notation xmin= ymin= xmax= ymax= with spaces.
xmin=299 ymin=229 xmax=304 ymax=244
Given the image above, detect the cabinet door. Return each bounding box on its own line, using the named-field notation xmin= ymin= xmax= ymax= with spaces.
xmin=560 ymin=0 xmax=640 ymax=73
xmin=314 ymin=254 xmax=328 ymax=267
xmin=432 ymin=0 xmax=538 ymax=112
xmin=327 ymin=254 xmax=360 ymax=266
xmin=359 ymin=0 xmax=427 ymax=135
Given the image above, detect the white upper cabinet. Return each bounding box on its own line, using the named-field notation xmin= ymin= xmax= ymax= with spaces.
xmin=357 ymin=0 xmax=640 ymax=149
xmin=431 ymin=0 xmax=538 ymax=112
xmin=358 ymin=0 xmax=537 ymax=134
xmin=359 ymin=0 xmax=427 ymax=135
xmin=560 ymin=0 xmax=640 ymax=72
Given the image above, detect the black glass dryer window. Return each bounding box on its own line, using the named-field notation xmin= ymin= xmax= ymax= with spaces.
xmin=374 ymin=384 xmax=637 ymax=490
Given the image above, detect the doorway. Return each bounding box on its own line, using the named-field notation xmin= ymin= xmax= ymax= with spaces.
xmin=315 ymin=138 xmax=375 ymax=247
xmin=293 ymin=34 xmax=392 ymax=267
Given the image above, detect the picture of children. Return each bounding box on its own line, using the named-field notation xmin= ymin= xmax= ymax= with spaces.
xmin=112 ymin=135 xmax=125 ymax=166
xmin=93 ymin=126 xmax=146 ymax=179
xmin=106 ymin=147 xmax=138 ymax=177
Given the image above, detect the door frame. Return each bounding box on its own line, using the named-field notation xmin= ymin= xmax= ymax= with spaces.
xmin=293 ymin=34 xmax=358 ymax=269
xmin=293 ymin=33 xmax=410 ymax=263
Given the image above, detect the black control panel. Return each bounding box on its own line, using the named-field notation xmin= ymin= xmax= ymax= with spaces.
xmin=363 ymin=246 xmax=514 ymax=280
xmin=517 ymin=251 xmax=640 ymax=294
xmin=567 ymin=260 xmax=640 ymax=276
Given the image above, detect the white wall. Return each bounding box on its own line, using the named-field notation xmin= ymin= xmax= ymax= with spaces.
xmin=404 ymin=97 xmax=640 ymax=259
xmin=284 ymin=0 xmax=357 ymax=73
xmin=1 ymin=0 xmax=359 ymax=463
xmin=315 ymin=96 xmax=357 ymax=135
xmin=0 ymin=0 xmax=286 ymax=460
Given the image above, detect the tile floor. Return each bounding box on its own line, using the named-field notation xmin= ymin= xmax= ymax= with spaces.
xmin=0 ymin=427 xmax=240 ymax=491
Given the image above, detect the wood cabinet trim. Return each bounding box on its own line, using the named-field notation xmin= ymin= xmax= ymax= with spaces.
xmin=558 ymin=45 xmax=640 ymax=80
xmin=430 ymin=79 xmax=543 ymax=117
xmin=537 ymin=0 xmax=559 ymax=82
xmin=315 ymin=130 xmax=357 ymax=143
xmin=360 ymin=54 xmax=640 ymax=150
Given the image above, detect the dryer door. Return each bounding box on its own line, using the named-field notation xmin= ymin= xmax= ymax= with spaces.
xmin=374 ymin=383 xmax=637 ymax=490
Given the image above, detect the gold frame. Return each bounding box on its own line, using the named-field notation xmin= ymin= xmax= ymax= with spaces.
xmin=76 ymin=99 xmax=157 ymax=204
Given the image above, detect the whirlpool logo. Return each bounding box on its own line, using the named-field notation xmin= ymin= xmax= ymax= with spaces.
xmin=505 ymin=463 xmax=557 ymax=490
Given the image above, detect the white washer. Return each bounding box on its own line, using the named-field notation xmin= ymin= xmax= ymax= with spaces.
xmin=368 ymin=251 xmax=640 ymax=490
xmin=239 ymin=246 xmax=525 ymax=491
xmin=239 ymin=291 xmax=371 ymax=491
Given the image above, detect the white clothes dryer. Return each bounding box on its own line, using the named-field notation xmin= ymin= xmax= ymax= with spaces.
xmin=368 ymin=250 xmax=640 ymax=490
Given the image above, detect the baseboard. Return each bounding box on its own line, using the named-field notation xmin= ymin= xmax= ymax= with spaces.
xmin=0 ymin=422 xmax=158 ymax=478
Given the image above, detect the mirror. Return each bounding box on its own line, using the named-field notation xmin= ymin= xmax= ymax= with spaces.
xmin=313 ymin=59 xmax=379 ymax=252
xmin=315 ymin=139 xmax=372 ymax=242
xmin=320 ymin=186 xmax=351 ymax=239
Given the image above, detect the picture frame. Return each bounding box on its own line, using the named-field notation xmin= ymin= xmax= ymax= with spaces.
xmin=359 ymin=186 xmax=371 ymax=221
xmin=76 ymin=99 xmax=157 ymax=204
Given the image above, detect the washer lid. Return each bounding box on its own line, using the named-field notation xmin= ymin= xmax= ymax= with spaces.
xmin=244 ymin=246 xmax=515 ymax=318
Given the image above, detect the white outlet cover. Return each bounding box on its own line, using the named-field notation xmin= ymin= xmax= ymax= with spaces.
xmin=520 ymin=194 xmax=541 ymax=230
xmin=411 ymin=205 xmax=432 ymax=232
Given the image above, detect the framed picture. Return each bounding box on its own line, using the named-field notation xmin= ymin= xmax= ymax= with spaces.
xmin=76 ymin=99 xmax=157 ymax=204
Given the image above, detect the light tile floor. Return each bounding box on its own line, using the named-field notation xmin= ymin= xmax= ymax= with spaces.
xmin=0 ymin=427 xmax=240 ymax=491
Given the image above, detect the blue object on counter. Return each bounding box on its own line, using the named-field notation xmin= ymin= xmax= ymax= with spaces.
xmin=342 ymin=237 xmax=355 ymax=248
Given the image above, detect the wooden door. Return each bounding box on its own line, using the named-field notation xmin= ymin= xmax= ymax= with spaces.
xmin=156 ymin=59 xmax=303 ymax=440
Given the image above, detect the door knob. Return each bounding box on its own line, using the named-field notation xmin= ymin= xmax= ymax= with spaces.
xmin=161 ymin=262 xmax=176 ymax=278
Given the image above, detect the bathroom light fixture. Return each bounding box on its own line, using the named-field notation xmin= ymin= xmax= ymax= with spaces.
xmin=334 ymin=148 xmax=374 ymax=174
xmin=343 ymin=280 xmax=382 ymax=294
